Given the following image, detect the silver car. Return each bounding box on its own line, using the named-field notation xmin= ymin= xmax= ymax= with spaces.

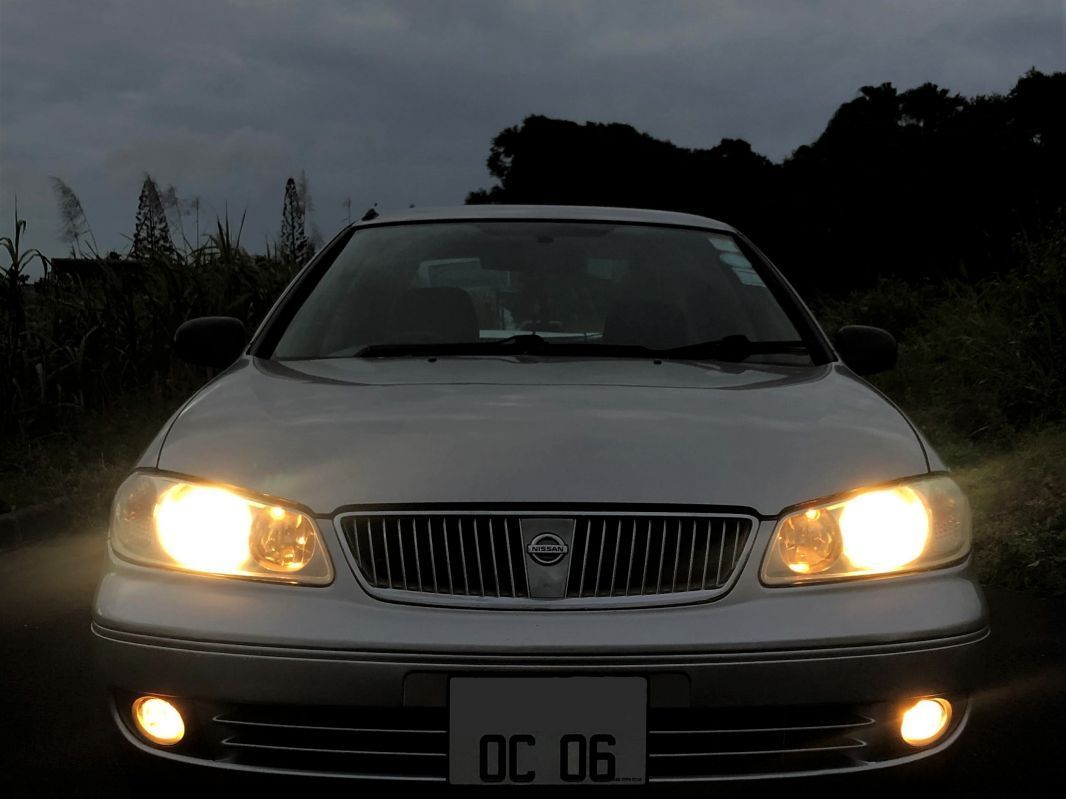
xmin=94 ymin=205 xmax=986 ymax=785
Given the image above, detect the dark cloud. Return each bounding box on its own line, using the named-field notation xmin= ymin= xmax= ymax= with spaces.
xmin=1 ymin=0 xmax=1063 ymax=259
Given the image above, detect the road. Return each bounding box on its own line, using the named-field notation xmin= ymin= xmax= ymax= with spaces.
xmin=3 ymin=527 xmax=1065 ymax=796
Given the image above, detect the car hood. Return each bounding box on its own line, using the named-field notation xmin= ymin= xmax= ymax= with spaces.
xmin=154 ymin=357 xmax=928 ymax=516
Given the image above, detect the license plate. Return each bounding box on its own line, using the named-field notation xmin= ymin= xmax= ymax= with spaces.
xmin=449 ymin=677 xmax=646 ymax=785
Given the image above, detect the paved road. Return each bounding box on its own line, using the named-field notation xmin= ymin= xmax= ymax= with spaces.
xmin=3 ymin=528 xmax=1065 ymax=796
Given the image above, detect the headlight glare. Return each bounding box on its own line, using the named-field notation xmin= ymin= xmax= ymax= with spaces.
xmin=110 ymin=473 xmax=331 ymax=584
xmin=155 ymin=483 xmax=253 ymax=572
xmin=762 ymin=475 xmax=970 ymax=585
xmin=837 ymin=486 xmax=929 ymax=571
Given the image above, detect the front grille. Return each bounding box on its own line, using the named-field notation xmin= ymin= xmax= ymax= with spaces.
xmin=344 ymin=515 xmax=530 ymax=598
xmin=565 ymin=516 xmax=749 ymax=597
xmin=340 ymin=512 xmax=753 ymax=604
xmin=196 ymin=702 xmax=895 ymax=781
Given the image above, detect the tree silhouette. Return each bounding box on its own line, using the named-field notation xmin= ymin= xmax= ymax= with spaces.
xmin=130 ymin=174 xmax=176 ymax=261
xmin=468 ymin=69 xmax=1066 ymax=294
xmin=296 ymin=170 xmax=322 ymax=256
xmin=279 ymin=176 xmax=310 ymax=264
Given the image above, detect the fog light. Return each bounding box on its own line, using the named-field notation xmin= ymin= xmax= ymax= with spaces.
xmin=900 ymin=697 xmax=952 ymax=746
xmin=132 ymin=696 xmax=185 ymax=746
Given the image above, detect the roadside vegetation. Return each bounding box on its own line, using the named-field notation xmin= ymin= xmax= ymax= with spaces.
xmin=2 ymin=70 xmax=1064 ymax=595
xmin=0 ymin=175 xmax=308 ymax=517
xmin=812 ymin=217 xmax=1066 ymax=596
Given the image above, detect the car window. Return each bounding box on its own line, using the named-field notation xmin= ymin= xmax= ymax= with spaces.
xmin=272 ymin=222 xmax=805 ymax=361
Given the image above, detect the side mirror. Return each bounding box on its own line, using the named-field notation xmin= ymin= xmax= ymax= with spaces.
xmin=834 ymin=325 xmax=898 ymax=376
xmin=174 ymin=317 xmax=248 ymax=369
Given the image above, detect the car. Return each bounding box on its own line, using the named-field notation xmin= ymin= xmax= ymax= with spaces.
xmin=94 ymin=204 xmax=987 ymax=785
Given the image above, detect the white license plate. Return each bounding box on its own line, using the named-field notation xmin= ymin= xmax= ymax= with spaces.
xmin=449 ymin=677 xmax=647 ymax=785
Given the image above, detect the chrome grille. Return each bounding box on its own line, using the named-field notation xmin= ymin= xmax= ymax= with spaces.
xmin=566 ymin=516 xmax=749 ymax=597
xmin=340 ymin=512 xmax=752 ymax=605
xmin=344 ymin=515 xmax=530 ymax=598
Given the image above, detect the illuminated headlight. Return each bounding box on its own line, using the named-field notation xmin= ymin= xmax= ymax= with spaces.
xmin=110 ymin=473 xmax=332 ymax=584
xmin=762 ymin=475 xmax=971 ymax=585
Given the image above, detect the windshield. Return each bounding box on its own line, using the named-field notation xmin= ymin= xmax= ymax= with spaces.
xmin=272 ymin=221 xmax=808 ymax=363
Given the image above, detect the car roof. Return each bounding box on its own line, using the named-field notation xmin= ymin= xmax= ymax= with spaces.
xmin=353 ymin=204 xmax=736 ymax=233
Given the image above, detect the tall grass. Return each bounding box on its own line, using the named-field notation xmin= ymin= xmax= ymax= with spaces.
xmin=0 ymin=213 xmax=299 ymax=446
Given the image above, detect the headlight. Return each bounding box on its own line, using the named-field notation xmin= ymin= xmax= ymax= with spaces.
xmin=761 ymin=475 xmax=971 ymax=585
xmin=110 ymin=473 xmax=332 ymax=584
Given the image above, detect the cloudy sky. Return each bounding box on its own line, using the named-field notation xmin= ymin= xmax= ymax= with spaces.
xmin=1 ymin=0 xmax=1063 ymax=262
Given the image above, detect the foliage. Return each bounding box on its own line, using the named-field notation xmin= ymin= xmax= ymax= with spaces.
xmin=279 ymin=176 xmax=310 ymax=265
xmin=0 ymin=213 xmax=296 ymax=446
xmin=130 ymin=174 xmax=177 ymax=261
xmin=49 ymin=178 xmax=98 ymax=258
xmin=814 ymin=213 xmax=1066 ymax=450
xmin=1 ymin=206 xmax=50 ymax=360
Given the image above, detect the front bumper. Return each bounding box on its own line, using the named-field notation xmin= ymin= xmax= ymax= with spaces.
xmin=96 ymin=624 xmax=985 ymax=781
xmin=94 ymin=522 xmax=988 ymax=782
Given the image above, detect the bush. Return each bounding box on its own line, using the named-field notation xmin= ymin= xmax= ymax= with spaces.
xmin=814 ymin=212 xmax=1066 ymax=451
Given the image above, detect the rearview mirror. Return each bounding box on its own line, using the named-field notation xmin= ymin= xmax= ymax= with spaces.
xmin=174 ymin=316 xmax=248 ymax=369
xmin=834 ymin=325 xmax=898 ymax=376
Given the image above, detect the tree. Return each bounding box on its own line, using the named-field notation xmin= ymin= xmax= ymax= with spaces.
xmin=279 ymin=176 xmax=310 ymax=265
xmin=130 ymin=174 xmax=176 ymax=261
xmin=467 ymin=70 xmax=1066 ymax=293
xmin=296 ymin=170 xmax=322 ymax=255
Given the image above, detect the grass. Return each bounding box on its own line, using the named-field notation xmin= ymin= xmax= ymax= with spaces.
xmin=0 ymin=391 xmax=188 ymax=514
xmin=953 ymin=425 xmax=1066 ymax=597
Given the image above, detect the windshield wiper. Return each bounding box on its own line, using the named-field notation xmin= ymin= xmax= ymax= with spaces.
xmin=652 ymin=335 xmax=809 ymax=362
xmin=352 ymin=333 xmax=808 ymax=361
xmin=352 ymin=334 xmax=631 ymax=359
